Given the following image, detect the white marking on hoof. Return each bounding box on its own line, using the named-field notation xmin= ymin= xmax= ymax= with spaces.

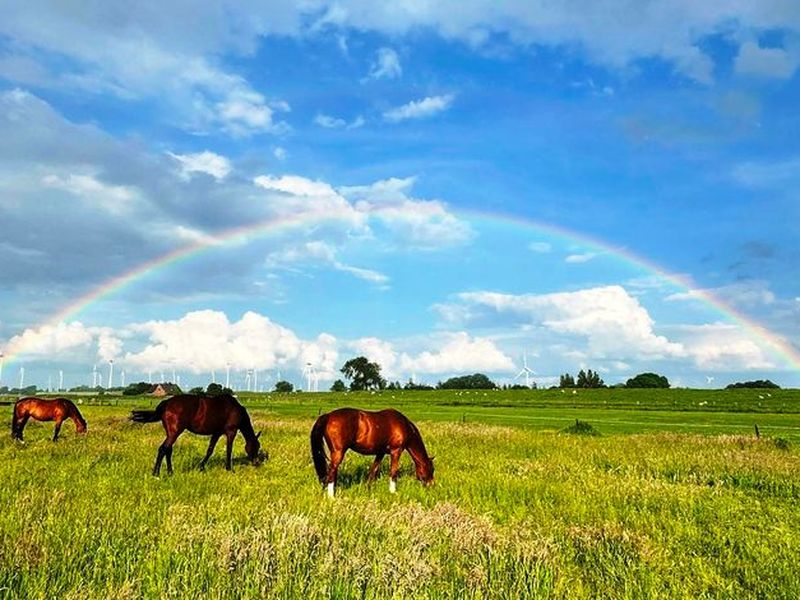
xmin=389 ymin=479 xmax=397 ymax=494
xmin=327 ymin=482 xmax=335 ymax=498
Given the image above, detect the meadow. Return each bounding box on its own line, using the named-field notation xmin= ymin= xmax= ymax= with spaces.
xmin=1 ymin=388 xmax=799 ymax=598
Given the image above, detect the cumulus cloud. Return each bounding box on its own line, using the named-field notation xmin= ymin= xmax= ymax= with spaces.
xmin=446 ymin=285 xmax=686 ymax=360
xmin=384 ymin=95 xmax=455 ymax=122
xmin=167 ymin=151 xmax=231 ymax=181
xmin=4 ymin=321 xmax=123 ymax=364
xmin=123 ymin=310 xmax=309 ymax=374
xmin=399 ymin=332 xmax=515 ymax=375
xmin=673 ymin=323 xmax=775 ymax=371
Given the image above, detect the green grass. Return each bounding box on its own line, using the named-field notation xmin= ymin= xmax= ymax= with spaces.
xmin=1 ymin=389 xmax=799 ymax=598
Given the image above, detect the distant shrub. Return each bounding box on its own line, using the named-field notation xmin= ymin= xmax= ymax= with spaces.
xmin=773 ymin=437 xmax=790 ymax=451
xmin=726 ymin=380 xmax=780 ymax=389
xmin=625 ymin=373 xmax=670 ymax=388
xmin=439 ymin=373 xmax=497 ymax=390
xmin=562 ymin=419 xmax=600 ymax=436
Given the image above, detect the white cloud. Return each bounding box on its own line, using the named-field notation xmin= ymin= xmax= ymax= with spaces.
xmin=167 ymin=150 xmax=231 ymax=181
xmin=341 ymin=177 xmax=473 ymax=249
xmin=266 ymin=241 xmax=389 ymax=285
xmin=41 ymin=172 xmax=136 ymax=214
xmin=384 ymin=94 xmax=455 ymax=122
xmin=314 ymin=113 xmax=347 ymax=128
xmin=565 ymin=252 xmax=597 ymax=263
xmin=254 ymin=174 xmax=337 ymax=197
xmin=673 ymin=323 xmax=775 ymax=371
xmin=367 ymin=47 xmax=402 ymax=80
xmin=451 ymin=285 xmax=686 ymax=360
xmin=314 ymin=113 xmax=366 ymax=129
xmin=399 ymin=332 xmax=515 ymax=375
xmin=123 ymin=310 xmax=307 ymax=373
xmin=735 ymin=41 xmax=799 ymax=79
xmin=5 ymin=321 xmax=122 ymax=362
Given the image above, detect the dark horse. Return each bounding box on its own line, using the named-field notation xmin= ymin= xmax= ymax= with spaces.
xmin=130 ymin=394 xmax=264 ymax=476
xmin=12 ymin=397 xmax=88 ymax=442
xmin=311 ymin=408 xmax=434 ymax=497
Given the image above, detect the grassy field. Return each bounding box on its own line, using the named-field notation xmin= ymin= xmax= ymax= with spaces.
xmin=1 ymin=389 xmax=799 ymax=598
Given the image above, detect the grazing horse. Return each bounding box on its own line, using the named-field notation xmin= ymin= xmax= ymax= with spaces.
xmin=130 ymin=394 xmax=264 ymax=476
xmin=12 ymin=397 xmax=88 ymax=442
xmin=311 ymin=408 xmax=434 ymax=497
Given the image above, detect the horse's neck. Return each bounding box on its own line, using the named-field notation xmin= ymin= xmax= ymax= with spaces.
xmin=238 ymin=411 xmax=257 ymax=440
xmin=406 ymin=425 xmax=429 ymax=464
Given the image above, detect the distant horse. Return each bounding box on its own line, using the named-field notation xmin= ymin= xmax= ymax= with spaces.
xmin=12 ymin=397 xmax=88 ymax=442
xmin=130 ymin=394 xmax=265 ymax=476
xmin=310 ymin=408 xmax=434 ymax=497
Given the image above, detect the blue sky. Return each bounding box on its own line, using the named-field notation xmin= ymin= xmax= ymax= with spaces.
xmin=1 ymin=1 xmax=799 ymax=391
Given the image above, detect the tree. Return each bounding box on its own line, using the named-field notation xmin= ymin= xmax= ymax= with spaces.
xmin=122 ymin=382 xmax=147 ymax=396
xmin=340 ymin=356 xmax=386 ymax=391
xmin=559 ymin=373 xmax=576 ymax=388
xmin=726 ymin=380 xmax=780 ymax=389
xmin=274 ymin=380 xmax=294 ymax=393
xmin=576 ymin=369 xmax=605 ymax=388
xmin=330 ymin=379 xmax=346 ymax=392
xmin=439 ymin=373 xmax=496 ymax=390
xmin=188 ymin=386 xmax=205 ymax=394
xmin=206 ymin=382 xmax=223 ymax=396
xmin=626 ymin=372 xmax=670 ymax=388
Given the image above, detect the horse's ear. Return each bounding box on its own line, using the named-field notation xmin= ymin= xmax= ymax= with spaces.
xmin=256 ymin=430 xmax=263 ymax=439
xmin=430 ymin=455 xmax=435 ymax=462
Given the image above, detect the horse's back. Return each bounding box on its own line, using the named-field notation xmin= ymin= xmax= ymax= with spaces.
xmin=166 ymin=393 xmax=243 ymax=433
xmin=15 ymin=396 xmax=72 ymax=420
xmin=323 ymin=407 xmax=414 ymax=452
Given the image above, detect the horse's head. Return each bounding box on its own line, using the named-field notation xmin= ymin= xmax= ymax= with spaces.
xmin=246 ymin=430 xmax=267 ymax=466
xmin=415 ymin=455 xmax=435 ymax=486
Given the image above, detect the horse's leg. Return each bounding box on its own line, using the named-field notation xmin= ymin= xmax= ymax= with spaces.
xmin=52 ymin=418 xmax=63 ymax=442
xmin=367 ymin=453 xmax=384 ymax=483
xmin=16 ymin=415 xmax=29 ymax=441
xmin=153 ymin=443 xmax=166 ymax=476
xmin=199 ymin=434 xmax=221 ymax=471
xmin=388 ymin=449 xmax=402 ymax=493
xmin=153 ymin=429 xmax=180 ymax=476
xmin=225 ymin=431 xmax=236 ymax=471
xmin=325 ymin=448 xmax=346 ymax=498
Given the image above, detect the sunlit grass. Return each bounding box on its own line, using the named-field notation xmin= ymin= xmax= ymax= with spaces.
xmin=1 ymin=393 xmax=799 ymax=598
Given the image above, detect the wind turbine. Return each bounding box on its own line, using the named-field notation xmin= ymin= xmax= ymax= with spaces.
xmin=92 ymin=364 xmax=98 ymax=387
xmin=225 ymin=363 xmax=231 ymax=388
xmin=107 ymin=359 xmax=114 ymax=389
xmin=514 ymin=351 xmax=535 ymax=388
xmin=0 ymin=351 xmax=4 ymax=385
xmin=302 ymin=362 xmax=318 ymax=392
xmin=59 ymin=369 xmax=64 ymax=391
xmin=706 ymin=375 xmax=714 ymax=387
xmin=121 ymin=370 xmax=126 ymax=388
xmin=19 ymin=366 xmax=24 ymax=389
xmin=245 ymin=370 xmax=252 ymax=392
xmin=253 ymin=369 xmax=258 ymax=393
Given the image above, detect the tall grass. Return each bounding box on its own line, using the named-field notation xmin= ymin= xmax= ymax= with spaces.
xmin=0 ymin=401 xmax=798 ymax=598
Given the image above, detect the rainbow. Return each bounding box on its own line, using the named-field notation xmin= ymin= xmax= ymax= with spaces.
xmin=4 ymin=205 xmax=800 ymax=372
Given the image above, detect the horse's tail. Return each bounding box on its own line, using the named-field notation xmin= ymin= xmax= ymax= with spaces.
xmin=310 ymin=413 xmax=329 ymax=483
xmin=129 ymin=400 xmax=168 ymax=424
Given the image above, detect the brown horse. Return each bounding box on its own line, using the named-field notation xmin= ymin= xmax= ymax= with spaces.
xmin=12 ymin=397 xmax=88 ymax=442
xmin=310 ymin=408 xmax=434 ymax=497
xmin=130 ymin=393 xmax=265 ymax=476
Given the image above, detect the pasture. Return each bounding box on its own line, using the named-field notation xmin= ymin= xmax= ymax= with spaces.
xmin=1 ymin=388 xmax=799 ymax=598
